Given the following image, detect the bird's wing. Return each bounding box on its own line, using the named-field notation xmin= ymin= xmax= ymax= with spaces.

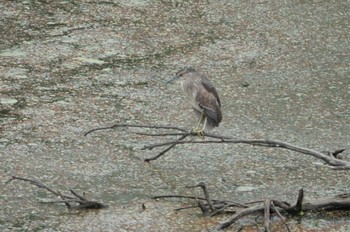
xmin=196 ymin=83 xmax=222 ymax=124
xmin=201 ymin=81 xmax=221 ymax=107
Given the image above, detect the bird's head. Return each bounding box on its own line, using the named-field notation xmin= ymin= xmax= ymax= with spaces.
xmin=167 ymin=67 xmax=196 ymax=83
xmin=175 ymin=67 xmax=196 ymax=78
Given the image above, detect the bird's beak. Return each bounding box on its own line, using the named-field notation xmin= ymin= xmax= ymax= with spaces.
xmin=166 ymin=75 xmax=179 ymax=83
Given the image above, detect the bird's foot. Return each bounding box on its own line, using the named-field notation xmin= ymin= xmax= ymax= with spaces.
xmin=190 ymin=128 xmax=205 ymax=138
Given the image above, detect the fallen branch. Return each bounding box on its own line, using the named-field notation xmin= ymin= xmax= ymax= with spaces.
xmin=85 ymin=123 xmax=349 ymax=169
xmin=84 ymin=123 xmax=188 ymax=136
xmin=264 ymin=199 xmax=271 ymax=232
xmin=152 ymin=194 xmax=247 ymax=215
xmin=213 ymin=188 xmax=350 ymax=231
xmin=153 ymin=183 xmax=350 ymax=231
xmin=6 ymin=176 xmax=107 ymax=210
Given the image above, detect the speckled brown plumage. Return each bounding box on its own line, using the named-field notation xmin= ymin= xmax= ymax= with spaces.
xmin=175 ymin=67 xmax=222 ymax=130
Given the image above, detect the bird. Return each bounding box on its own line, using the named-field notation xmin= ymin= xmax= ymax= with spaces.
xmin=169 ymin=67 xmax=222 ymax=136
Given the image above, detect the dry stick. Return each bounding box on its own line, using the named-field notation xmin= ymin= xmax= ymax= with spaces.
xmin=84 ymin=123 xmax=188 ymax=136
xmin=271 ymin=201 xmax=291 ymax=232
xmin=6 ymin=176 xmax=75 ymax=208
xmin=175 ymin=205 xmax=202 ymax=212
xmin=153 ymin=194 xmax=208 ymax=201
xmin=294 ymin=188 xmax=304 ymax=214
xmin=57 ymin=190 xmax=71 ymax=209
xmin=154 ymin=188 xmax=350 ymax=230
xmin=186 ymin=182 xmax=215 ymax=212
xmin=144 ymin=133 xmax=189 ymax=161
xmin=84 ymin=124 xmax=191 ymax=162
xmin=143 ymin=138 xmax=349 ymax=169
xmin=272 ymin=189 xmax=304 ymax=215
xmin=196 ymin=198 xmax=209 ymax=214
xmin=301 ymin=192 xmax=350 ymax=211
xmin=134 ymin=132 xmax=185 ymax=137
xmin=152 ymin=195 xmax=247 ymax=210
xmin=272 ymin=200 xmax=291 ymax=211
xmin=6 ymin=176 xmax=107 ymax=209
xmin=70 ymin=189 xmax=87 ymax=201
xmin=332 ymin=149 xmax=346 ymax=158
xmin=5 ymin=176 xmax=73 ymax=199
xmin=264 ymin=199 xmax=271 ymax=232
xmin=41 ymin=198 xmax=107 ymax=210
xmin=84 ymin=123 xmax=349 ymax=169
xmin=208 ymin=204 xmax=236 ymax=217
xmin=215 ymin=188 xmax=343 ymax=231
xmin=212 ymin=205 xmax=265 ymax=231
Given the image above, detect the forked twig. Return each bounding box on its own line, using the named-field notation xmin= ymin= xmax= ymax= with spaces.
xmin=264 ymin=199 xmax=271 ymax=232
xmin=186 ymin=182 xmax=215 ymax=212
xmin=153 ymin=183 xmax=350 ymax=231
xmin=6 ymin=176 xmax=107 ymax=210
xmin=84 ymin=123 xmax=349 ymax=169
xmin=271 ymin=201 xmax=291 ymax=232
xmin=84 ymin=123 xmax=188 ymax=136
xmin=145 ymin=133 xmax=190 ymax=162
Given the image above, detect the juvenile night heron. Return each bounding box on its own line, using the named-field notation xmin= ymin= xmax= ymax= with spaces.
xmin=169 ymin=67 xmax=222 ymax=135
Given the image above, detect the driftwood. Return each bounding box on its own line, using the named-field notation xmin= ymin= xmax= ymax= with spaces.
xmin=84 ymin=123 xmax=350 ymax=170
xmin=6 ymin=176 xmax=107 ymax=210
xmin=84 ymin=124 xmax=349 ymax=229
xmin=153 ymin=182 xmax=350 ymax=231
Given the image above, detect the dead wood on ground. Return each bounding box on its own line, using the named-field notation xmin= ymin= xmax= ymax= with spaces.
xmin=6 ymin=176 xmax=107 ymax=210
xmin=153 ymin=182 xmax=350 ymax=231
xmin=84 ymin=123 xmax=349 ymax=169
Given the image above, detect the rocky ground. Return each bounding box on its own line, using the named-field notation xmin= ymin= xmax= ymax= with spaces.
xmin=1 ymin=0 xmax=349 ymax=231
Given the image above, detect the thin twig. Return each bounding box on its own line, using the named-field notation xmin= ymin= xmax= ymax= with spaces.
xmin=144 ymin=133 xmax=189 ymax=161
xmin=134 ymin=132 xmax=185 ymax=137
xmin=84 ymin=123 xmax=188 ymax=136
xmin=271 ymin=201 xmax=291 ymax=232
xmin=294 ymin=188 xmax=304 ymax=214
xmin=6 ymin=176 xmax=107 ymax=210
xmin=6 ymin=176 xmax=71 ymax=199
xmin=70 ymin=189 xmax=87 ymax=201
xmin=153 ymin=194 xmax=213 ymax=201
xmin=264 ymin=199 xmax=271 ymax=232
xmin=212 ymin=205 xmax=265 ymax=231
xmin=207 ymin=204 xmax=236 ymax=216
xmin=186 ymin=182 xmax=215 ymax=211
xmin=153 ymin=195 xmax=247 ymax=208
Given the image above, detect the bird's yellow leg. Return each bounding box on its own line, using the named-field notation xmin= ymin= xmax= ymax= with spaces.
xmin=195 ymin=113 xmax=204 ymax=129
xmin=201 ymin=116 xmax=207 ymax=131
xmin=190 ymin=113 xmax=205 ymax=137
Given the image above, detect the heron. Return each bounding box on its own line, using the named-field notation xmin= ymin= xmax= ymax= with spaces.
xmin=168 ymin=67 xmax=222 ymax=136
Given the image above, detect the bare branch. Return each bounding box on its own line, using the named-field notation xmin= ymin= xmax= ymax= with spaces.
xmin=271 ymin=202 xmax=291 ymax=232
xmin=212 ymin=205 xmax=265 ymax=231
xmin=144 ymin=138 xmax=350 ymax=169
xmin=84 ymin=123 xmax=188 ymax=136
xmin=264 ymin=199 xmax=271 ymax=232
xmin=6 ymin=176 xmax=72 ymax=199
xmin=134 ymin=132 xmax=185 ymax=137
xmin=6 ymin=176 xmax=107 ymax=210
xmin=186 ymin=182 xmax=215 ymax=212
xmin=154 ymin=183 xmax=350 ymax=231
xmin=213 ymin=189 xmax=350 ymax=230
xmin=144 ymin=133 xmax=190 ymax=162
xmin=84 ymin=123 xmax=350 ymax=169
